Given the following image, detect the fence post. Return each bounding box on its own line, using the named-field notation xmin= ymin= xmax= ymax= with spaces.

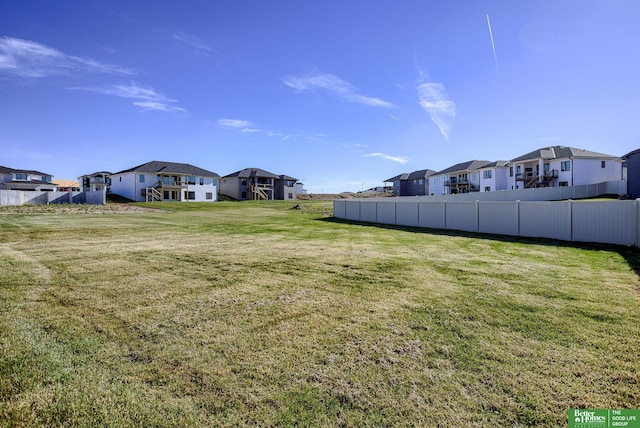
xmin=516 ymin=200 xmax=520 ymax=237
xmin=568 ymin=199 xmax=573 ymax=242
xmin=475 ymin=200 xmax=480 ymax=232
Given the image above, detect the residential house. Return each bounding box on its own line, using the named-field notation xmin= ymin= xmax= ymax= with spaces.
xmin=220 ymin=168 xmax=298 ymax=200
xmin=79 ymin=171 xmax=112 ymax=193
xmin=109 ymin=160 xmax=220 ymax=202
xmin=623 ymin=148 xmax=640 ymax=198
xmin=428 ymin=160 xmax=491 ymax=195
xmin=385 ymin=169 xmax=437 ymax=196
xmin=275 ymin=175 xmax=299 ymax=200
xmin=507 ymin=146 xmax=623 ymax=190
xmin=0 ymin=166 xmax=57 ymax=191
xmin=477 ymin=161 xmax=509 ymax=192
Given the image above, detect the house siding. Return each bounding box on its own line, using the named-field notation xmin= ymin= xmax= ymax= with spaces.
xmin=626 ymin=151 xmax=640 ymax=198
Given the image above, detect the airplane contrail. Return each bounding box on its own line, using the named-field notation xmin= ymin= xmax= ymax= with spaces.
xmin=486 ymin=13 xmax=500 ymax=77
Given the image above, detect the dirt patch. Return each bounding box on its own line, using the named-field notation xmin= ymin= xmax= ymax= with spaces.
xmin=0 ymin=203 xmax=161 ymax=215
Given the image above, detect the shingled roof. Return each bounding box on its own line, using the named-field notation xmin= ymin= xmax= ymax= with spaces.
xmin=222 ymin=167 xmax=280 ymax=179
xmin=114 ymin=161 xmax=219 ymax=177
xmin=510 ymin=146 xmax=619 ymax=163
xmin=0 ymin=166 xmax=52 ymax=176
xmin=435 ymin=160 xmax=492 ymax=175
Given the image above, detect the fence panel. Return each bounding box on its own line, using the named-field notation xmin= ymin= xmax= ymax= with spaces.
xmin=445 ymin=201 xmax=478 ymax=232
xmin=572 ymin=201 xmax=636 ymax=246
xmin=418 ymin=202 xmax=446 ymax=229
xmin=333 ymin=200 xmax=346 ymax=219
xmin=478 ymin=201 xmax=519 ymax=236
xmin=344 ymin=200 xmax=360 ymax=221
xmin=396 ymin=202 xmax=418 ymax=227
xmin=518 ymin=202 xmax=571 ymax=241
xmin=360 ymin=201 xmax=378 ymax=223
xmin=377 ymin=201 xmax=396 ymax=225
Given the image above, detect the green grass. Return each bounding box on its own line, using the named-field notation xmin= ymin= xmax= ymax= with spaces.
xmin=1 ymin=200 xmax=639 ymax=427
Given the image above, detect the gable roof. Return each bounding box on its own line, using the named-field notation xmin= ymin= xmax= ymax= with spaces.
xmin=510 ymin=146 xmax=619 ymax=163
xmin=384 ymin=173 xmax=409 ymax=182
xmin=435 ymin=160 xmax=492 ymax=175
xmin=80 ymin=171 xmax=113 ymax=178
xmin=223 ymin=167 xmax=280 ymax=179
xmin=0 ymin=166 xmax=52 ymax=176
xmin=406 ymin=169 xmax=438 ymax=180
xmin=114 ymin=161 xmax=219 ymax=177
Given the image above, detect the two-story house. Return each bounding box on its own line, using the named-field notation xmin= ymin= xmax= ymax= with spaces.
xmin=79 ymin=171 xmax=112 ymax=193
xmin=384 ymin=169 xmax=437 ymax=196
xmin=220 ymin=168 xmax=298 ymax=200
xmin=507 ymin=146 xmax=623 ymax=190
xmin=428 ymin=160 xmax=491 ymax=195
xmin=109 ymin=161 xmax=220 ymax=202
xmin=0 ymin=166 xmax=57 ymax=191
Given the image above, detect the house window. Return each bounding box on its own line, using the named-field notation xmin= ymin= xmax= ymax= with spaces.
xmin=42 ymin=175 xmax=52 ymax=183
xmin=241 ymin=179 xmax=247 ymax=186
xmin=288 ymin=193 xmax=293 ymax=199
xmin=485 ymin=186 xmax=491 ymax=192
xmin=601 ymin=161 xmax=606 ymax=168
xmin=516 ymin=165 xmax=521 ymax=174
xmin=509 ymin=167 xmax=513 ymax=177
xmin=200 ymin=177 xmax=204 ymax=185
xmin=241 ymin=191 xmax=247 ymax=199
xmin=139 ymin=174 xmax=145 ymax=183
xmin=186 ymin=191 xmax=196 ymax=200
xmin=15 ymin=173 xmax=28 ymax=180
xmin=213 ymin=179 xmax=218 ymax=187
xmin=119 ymin=177 xmax=122 ymax=182
xmin=187 ymin=176 xmax=196 ymax=185
xmin=559 ymin=181 xmax=568 ymax=187
xmin=419 ymin=179 xmax=424 ymax=185
xmin=561 ymin=161 xmax=571 ymax=171
xmin=483 ymin=170 xmax=492 ymax=179
xmin=206 ymin=192 xmax=213 ymax=200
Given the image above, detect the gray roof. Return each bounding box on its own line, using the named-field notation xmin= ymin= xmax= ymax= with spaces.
xmin=0 ymin=166 xmax=52 ymax=176
xmin=384 ymin=173 xmax=409 ymax=182
xmin=114 ymin=161 xmax=219 ymax=177
xmin=80 ymin=171 xmax=113 ymax=178
xmin=278 ymin=174 xmax=299 ymax=181
xmin=435 ymin=160 xmax=492 ymax=175
xmin=223 ymin=167 xmax=280 ymax=179
xmin=510 ymin=146 xmax=619 ymax=163
xmin=406 ymin=169 xmax=438 ymax=180
xmin=478 ymin=160 xmax=509 ymax=169
xmin=622 ymin=148 xmax=640 ymax=159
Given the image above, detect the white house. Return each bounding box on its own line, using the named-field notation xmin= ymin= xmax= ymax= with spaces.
xmin=109 ymin=161 xmax=220 ymax=202
xmin=0 ymin=166 xmax=57 ymax=191
xmin=507 ymin=146 xmax=623 ymax=190
xmin=428 ymin=160 xmax=491 ymax=195
xmin=478 ymin=161 xmax=510 ymax=192
xmin=79 ymin=171 xmax=112 ymax=193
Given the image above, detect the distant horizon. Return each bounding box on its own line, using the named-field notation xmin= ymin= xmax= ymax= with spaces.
xmin=2 ymin=1 xmax=639 ymax=193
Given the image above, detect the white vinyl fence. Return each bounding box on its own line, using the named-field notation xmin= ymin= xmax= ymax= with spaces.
xmin=0 ymin=190 xmax=106 ymax=206
xmin=333 ymin=198 xmax=640 ymax=248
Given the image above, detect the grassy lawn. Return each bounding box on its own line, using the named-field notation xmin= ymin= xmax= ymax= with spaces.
xmin=0 ymin=200 xmax=638 ymax=427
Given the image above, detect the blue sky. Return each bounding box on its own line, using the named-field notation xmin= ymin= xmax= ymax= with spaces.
xmin=1 ymin=1 xmax=639 ymax=193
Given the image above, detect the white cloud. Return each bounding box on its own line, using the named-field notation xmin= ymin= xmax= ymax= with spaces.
xmin=217 ymin=118 xmax=260 ymax=132
xmin=416 ymin=68 xmax=455 ymax=140
xmin=172 ymin=32 xmax=213 ymax=56
xmin=282 ymin=72 xmax=394 ymax=108
xmin=71 ymin=82 xmax=185 ymax=112
xmin=363 ymin=152 xmax=409 ymax=164
xmin=0 ymin=36 xmax=134 ymax=79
